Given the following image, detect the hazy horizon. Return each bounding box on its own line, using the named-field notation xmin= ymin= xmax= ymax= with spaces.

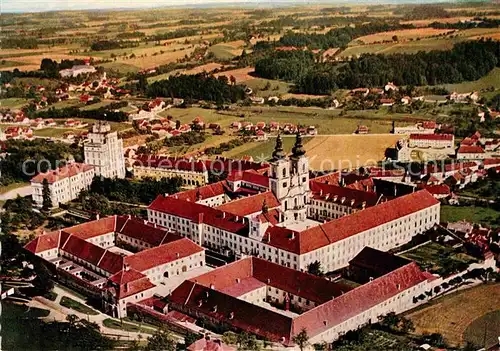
xmin=2 ymin=0 xmax=459 ymax=14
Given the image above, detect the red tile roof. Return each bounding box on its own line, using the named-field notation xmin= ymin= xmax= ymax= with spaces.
xmin=216 ymin=191 xmax=280 ymax=217
xmin=458 ymin=145 xmax=485 ymax=154
xmin=174 ymin=181 xmax=226 ymax=202
xmin=24 ymin=231 xmax=61 ymax=253
xmin=117 ymin=217 xmax=182 ymax=246
xmin=310 ymin=182 xmax=380 ymax=209
xmin=124 ymin=238 xmax=204 ymax=272
xmin=409 ymin=134 xmax=453 ymax=141
xmin=30 ymin=163 xmax=94 ymax=184
xmin=266 ymin=190 xmax=439 ymax=255
xmin=149 ymin=195 xmax=248 ymax=234
xmin=63 ymin=216 xmax=117 ymax=240
xmin=420 ymin=184 xmax=451 ymax=196
xmin=170 ymin=280 xmax=294 ymax=343
xmin=61 ymin=234 xmax=106 ymax=267
xmin=107 ymin=268 xmax=155 ymax=299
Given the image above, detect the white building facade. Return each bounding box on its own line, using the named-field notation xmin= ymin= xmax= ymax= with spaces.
xmin=84 ymin=122 xmax=126 ymax=179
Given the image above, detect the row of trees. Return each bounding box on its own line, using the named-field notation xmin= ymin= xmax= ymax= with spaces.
xmin=31 ymin=106 xmax=129 ymax=122
xmin=0 ymin=139 xmax=83 ymax=186
xmin=275 ymin=22 xmax=414 ymax=50
xmin=146 ymin=73 xmax=246 ymax=104
xmin=90 ymin=39 xmax=139 ymax=51
xmin=87 ymin=176 xmax=183 ymax=205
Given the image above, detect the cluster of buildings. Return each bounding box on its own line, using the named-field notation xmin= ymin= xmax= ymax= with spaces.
xmin=59 ymin=60 xmax=97 ymax=78
xmin=24 ymin=215 xmax=206 ymax=318
xmin=146 ymin=134 xmax=441 ymax=273
xmin=23 ymin=134 xmax=499 ymax=347
xmin=231 ymin=121 xmax=317 ymax=137
xmin=457 ymin=131 xmax=500 ymax=160
xmin=30 ymin=122 xmax=126 ymax=208
xmin=132 ymin=155 xmax=266 ymax=187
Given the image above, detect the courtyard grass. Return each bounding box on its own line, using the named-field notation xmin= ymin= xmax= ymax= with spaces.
xmin=0 ymin=182 xmax=30 ymax=195
xmin=60 ymin=296 xmax=99 ymax=315
xmin=103 ymin=318 xmax=156 ymax=334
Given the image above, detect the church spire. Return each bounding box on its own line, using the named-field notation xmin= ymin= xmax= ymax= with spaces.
xmin=291 ymin=131 xmax=305 ymax=158
xmin=272 ymin=133 xmax=286 ymax=160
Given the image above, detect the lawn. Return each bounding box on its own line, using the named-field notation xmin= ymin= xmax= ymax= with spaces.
xmin=440 ymin=67 xmax=500 ymax=94
xmin=60 ymin=296 xmax=99 ymax=315
xmin=244 ymin=78 xmax=293 ymax=98
xmin=0 ymin=182 xmax=30 ymax=195
xmin=400 ymin=241 xmax=477 ymax=276
xmin=440 ymin=205 xmax=500 ymax=228
xmin=33 ymin=128 xmax=81 ymax=138
xmin=407 ymin=283 xmax=500 ymax=347
xmin=207 ymin=43 xmax=240 ymax=60
xmin=103 ymin=318 xmax=156 ymax=334
xmin=463 ymin=310 xmax=500 ymax=349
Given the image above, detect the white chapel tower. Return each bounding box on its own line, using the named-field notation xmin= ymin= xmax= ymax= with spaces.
xmin=269 ymin=133 xmax=310 ymax=222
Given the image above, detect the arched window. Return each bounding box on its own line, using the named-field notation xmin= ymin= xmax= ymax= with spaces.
xmin=284 ymin=200 xmax=288 ymax=211
xmin=282 ymin=168 xmax=286 ymax=177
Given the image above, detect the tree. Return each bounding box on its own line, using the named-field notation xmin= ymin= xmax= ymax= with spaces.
xmin=392 ymin=35 xmax=399 ymax=42
xmin=222 ymin=331 xmax=238 ymax=346
xmin=292 ymin=328 xmax=309 ymax=351
xmin=42 ymin=178 xmax=53 ymax=212
xmin=145 ymin=328 xmax=177 ymax=351
xmin=184 ymin=332 xmax=201 ymax=348
xmin=307 ymin=260 xmax=324 ymax=276
xmin=236 ymin=332 xmax=260 ymax=351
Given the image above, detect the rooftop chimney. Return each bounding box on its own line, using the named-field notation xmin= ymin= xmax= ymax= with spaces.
xmin=236 ymin=278 xmax=241 ymax=284
xmin=176 ymin=253 xmax=180 ymax=258
xmin=210 ymin=284 xmax=215 ymax=290
xmin=229 ymin=312 xmax=234 ymax=320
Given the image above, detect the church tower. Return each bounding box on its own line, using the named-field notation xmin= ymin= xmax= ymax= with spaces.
xmin=269 ymin=133 xmax=310 ymax=222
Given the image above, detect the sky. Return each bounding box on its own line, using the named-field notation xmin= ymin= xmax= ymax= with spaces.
xmin=1 ymin=0 xmax=446 ymax=13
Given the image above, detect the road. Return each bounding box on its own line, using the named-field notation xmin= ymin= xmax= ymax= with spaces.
xmin=0 ymin=185 xmax=31 ymax=201
xmin=29 ymin=285 xmax=170 ymax=342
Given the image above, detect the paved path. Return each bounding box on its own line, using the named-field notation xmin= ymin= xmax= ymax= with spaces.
xmin=0 ymin=185 xmax=31 ymax=201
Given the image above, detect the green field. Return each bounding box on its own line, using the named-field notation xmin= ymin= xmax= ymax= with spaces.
xmin=244 ymin=78 xmax=293 ymax=97
xmin=440 ymin=205 xmax=500 ymax=228
xmin=0 ymin=181 xmax=30 ymax=194
xmin=60 ymin=296 xmax=99 ymax=315
xmin=99 ymin=61 xmax=141 ymax=74
xmin=0 ymin=98 xmax=29 ymax=109
xmin=33 ymin=128 xmax=81 ymax=138
xmin=440 ymin=67 xmax=500 ymax=94
xmin=463 ymin=310 xmax=500 ymax=349
xmin=207 ymin=44 xmax=239 ymax=60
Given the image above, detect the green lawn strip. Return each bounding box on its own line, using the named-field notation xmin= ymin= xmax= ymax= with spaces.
xmin=0 ymin=182 xmax=30 ymax=195
xmin=60 ymin=296 xmax=99 ymax=315
xmin=440 ymin=205 xmax=500 ymax=228
xmin=43 ymin=291 xmax=58 ymax=301
xmin=103 ymin=318 xmax=156 ymax=334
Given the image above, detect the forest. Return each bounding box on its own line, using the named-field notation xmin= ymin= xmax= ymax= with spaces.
xmin=0 ymin=139 xmax=83 ymax=186
xmin=255 ymin=40 xmax=499 ymax=94
xmin=30 ymin=106 xmax=129 ymax=122
xmin=146 ymin=73 xmax=246 ymax=103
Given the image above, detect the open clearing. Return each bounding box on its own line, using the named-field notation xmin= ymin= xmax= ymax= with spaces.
xmin=407 ymin=284 xmax=500 ymax=348
xmin=215 ymin=67 xmax=255 ymax=82
xmin=303 ymin=134 xmax=400 ymax=170
xmin=353 ymin=28 xmax=454 ymax=45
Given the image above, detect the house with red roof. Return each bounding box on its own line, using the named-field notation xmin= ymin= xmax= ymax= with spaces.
xmin=188 ymin=336 xmax=235 ymax=351
xmin=30 ymin=163 xmax=95 ymax=208
xmin=409 ymin=134 xmax=454 ymax=149
xmin=457 ymin=145 xmax=486 ymax=160
xmin=24 ymin=215 xmax=205 ymax=318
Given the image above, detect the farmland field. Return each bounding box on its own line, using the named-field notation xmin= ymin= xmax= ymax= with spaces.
xmin=352 ymin=28 xmax=454 ymax=45
xmin=407 ymin=283 xmax=500 ymax=348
